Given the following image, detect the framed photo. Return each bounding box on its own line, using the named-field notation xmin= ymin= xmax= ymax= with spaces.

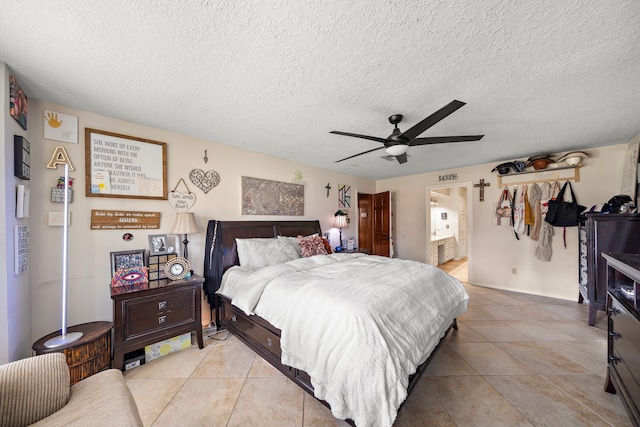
xmin=148 ymin=234 xmax=168 ymax=255
xmin=110 ymin=249 xmax=145 ymax=278
xmin=9 ymin=75 xmax=28 ymax=130
xmin=85 ymin=128 xmax=167 ymax=200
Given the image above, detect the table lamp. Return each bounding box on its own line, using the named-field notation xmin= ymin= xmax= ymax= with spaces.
xmin=334 ymin=211 xmax=348 ymax=248
xmin=170 ymin=212 xmax=200 ymax=259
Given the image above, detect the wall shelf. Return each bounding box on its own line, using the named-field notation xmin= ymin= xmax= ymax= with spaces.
xmin=497 ymin=165 xmax=581 ymax=188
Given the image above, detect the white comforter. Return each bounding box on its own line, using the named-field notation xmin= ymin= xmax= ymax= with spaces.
xmin=217 ymin=254 xmax=468 ymax=427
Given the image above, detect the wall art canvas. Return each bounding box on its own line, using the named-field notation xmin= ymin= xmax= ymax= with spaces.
xmin=44 ymin=110 xmax=79 ymax=143
xmin=9 ymin=75 xmax=28 ymax=130
xmin=242 ymin=176 xmax=304 ymax=215
xmin=338 ymin=184 xmax=351 ymax=208
xmin=14 ymin=225 xmax=29 ymax=275
xmin=621 ymin=133 xmax=640 ymax=201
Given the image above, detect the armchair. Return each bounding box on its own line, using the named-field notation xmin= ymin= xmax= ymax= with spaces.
xmin=0 ymin=353 xmax=142 ymax=426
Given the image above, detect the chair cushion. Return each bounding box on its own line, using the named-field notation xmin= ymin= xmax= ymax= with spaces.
xmin=30 ymin=369 xmax=143 ymax=426
xmin=0 ymin=353 xmax=70 ymax=427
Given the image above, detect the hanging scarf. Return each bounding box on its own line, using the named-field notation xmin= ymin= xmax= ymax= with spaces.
xmin=534 ymin=182 xmax=559 ymax=262
xmin=523 ymin=185 xmax=534 ymax=236
xmin=513 ymin=184 xmax=527 ymax=235
xmin=529 ymin=183 xmax=542 ymax=241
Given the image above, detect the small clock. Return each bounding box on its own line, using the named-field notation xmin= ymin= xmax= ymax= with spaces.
xmin=164 ymin=256 xmax=191 ymax=281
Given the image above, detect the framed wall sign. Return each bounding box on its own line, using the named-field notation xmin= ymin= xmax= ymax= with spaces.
xmin=85 ymin=128 xmax=167 ymax=200
xmin=14 ymin=135 xmax=30 ymax=180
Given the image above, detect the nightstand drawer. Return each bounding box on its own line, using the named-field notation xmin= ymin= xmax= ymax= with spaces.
xmin=122 ymin=289 xmax=196 ymax=339
xmin=127 ymin=305 xmax=196 ymax=337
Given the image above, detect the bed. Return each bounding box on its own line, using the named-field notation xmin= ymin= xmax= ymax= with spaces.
xmin=202 ymin=219 xmax=468 ymax=427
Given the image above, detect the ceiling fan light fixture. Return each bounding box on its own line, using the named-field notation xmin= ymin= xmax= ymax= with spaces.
xmin=385 ymin=144 xmax=408 ymax=156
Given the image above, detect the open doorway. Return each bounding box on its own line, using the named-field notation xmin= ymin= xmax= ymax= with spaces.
xmin=426 ymin=182 xmax=473 ymax=284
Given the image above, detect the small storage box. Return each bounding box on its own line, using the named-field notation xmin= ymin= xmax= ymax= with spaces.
xmin=144 ymin=333 xmax=192 ymax=362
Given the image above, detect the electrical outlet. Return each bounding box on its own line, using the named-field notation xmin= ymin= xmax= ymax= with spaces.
xmin=512 ymin=268 xmax=517 ymax=274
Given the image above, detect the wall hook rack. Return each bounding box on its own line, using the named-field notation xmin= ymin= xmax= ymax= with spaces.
xmin=497 ymin=165 xmax=581 ymax=188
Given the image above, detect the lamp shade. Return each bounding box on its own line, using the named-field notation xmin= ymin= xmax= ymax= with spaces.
xmin=170 ymin=212 xmax=200 ymax=235
xmin=334 ymin=215 xmax=348 ymax=229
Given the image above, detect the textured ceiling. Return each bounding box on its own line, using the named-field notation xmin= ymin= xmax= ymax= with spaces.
xmin=2 ymin=1 xmax=639 ymax=180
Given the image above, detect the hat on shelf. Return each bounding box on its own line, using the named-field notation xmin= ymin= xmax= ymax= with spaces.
xmin=491 ymin=161 xmax=526 ymax=175
xmin=491 ymin=162 xmax=516 ymax=175
xmin=557 ymin=151 xmax=589 ymax=166
xmin=525 ymin=154 xmax=555 ymax=170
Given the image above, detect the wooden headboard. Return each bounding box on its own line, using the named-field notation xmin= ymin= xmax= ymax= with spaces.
xmin=216 ymin=220 xmax=322 ymax=273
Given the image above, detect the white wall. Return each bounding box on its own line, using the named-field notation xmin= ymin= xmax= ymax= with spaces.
xmin=25 ymin=99 xmax=375 ymax=349
xmin=378 ymin=143 xmax=627 ymax=301
xmin=1 ymin=64 xmax=32 ymax=363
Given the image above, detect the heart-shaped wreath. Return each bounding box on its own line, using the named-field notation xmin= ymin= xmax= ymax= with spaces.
xmin=189 ymin=169 xmax=220 ymax=194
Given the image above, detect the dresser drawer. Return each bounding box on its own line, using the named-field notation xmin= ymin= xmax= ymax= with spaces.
xmin=224 ymin=304 xmax=281 ymax=358
xmin=611 ymin=346 xmax=640 ymax=412
xmin=610 ymin=298 xmax=640 ymax=386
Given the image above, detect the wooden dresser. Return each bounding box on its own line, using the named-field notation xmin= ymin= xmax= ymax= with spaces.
xmin=603 ymin=253 xmax=640 ymax=426
xmin=578 ymin=213 xmax=640 ymax=325
xmin=111 ymin=275 xmax=204 ymax=370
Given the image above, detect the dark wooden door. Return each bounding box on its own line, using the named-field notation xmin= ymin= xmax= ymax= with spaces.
xmin=373 ymin=191 xmax=391 ymax=256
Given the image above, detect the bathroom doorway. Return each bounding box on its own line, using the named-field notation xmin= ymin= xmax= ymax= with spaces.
xmin=426 ymin=182 xmax=473 ymax=284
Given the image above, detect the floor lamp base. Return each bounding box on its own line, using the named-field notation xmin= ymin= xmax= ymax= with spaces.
xmin=44 ymin=331 xmax=84 ymax=349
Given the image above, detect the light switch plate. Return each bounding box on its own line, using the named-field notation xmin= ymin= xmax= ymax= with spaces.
xmin=48 ymin=211 xmax=70 ymax=226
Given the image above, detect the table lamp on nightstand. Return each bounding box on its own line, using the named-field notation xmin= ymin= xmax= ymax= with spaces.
xmin=334 ymin=211 xmax=348 ymax=250
xmin=170 ymin=212 xmax=200 ymax=259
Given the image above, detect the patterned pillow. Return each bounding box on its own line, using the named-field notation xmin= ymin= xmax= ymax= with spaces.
xmin=297 ymin=234 xmax=328 ymax=257
xmin=322 ymin=238 xmax=333 ymax=254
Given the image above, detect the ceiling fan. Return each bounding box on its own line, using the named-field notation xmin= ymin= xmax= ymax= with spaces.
xmin=331 ymin=100 xmax=484 ymax=164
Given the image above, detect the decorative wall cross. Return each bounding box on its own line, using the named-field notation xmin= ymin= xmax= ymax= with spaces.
xmin=474 ymin=179 xmax=491 ymax=202
xmin=325 ymin=183 xmax=331 ymax=197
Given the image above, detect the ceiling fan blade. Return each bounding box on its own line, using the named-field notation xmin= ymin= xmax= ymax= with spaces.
xmin=399 ymin=100 xmax=466 ymax=141
xmin=335 ymin=146 xmax=385 ymax=163
xmin=395 ymin=153 xmax=408 ymax=164
xmin=330 ymin=131 xmax=388 ymax=144
xmin=409 ymin=135 xmax=484 ymax=146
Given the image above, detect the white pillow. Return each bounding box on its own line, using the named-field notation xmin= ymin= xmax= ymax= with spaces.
xmin=235 ymin=237 xmax=300 ymax=267
xmin=277 ymin=236 xmax=302 ymax=257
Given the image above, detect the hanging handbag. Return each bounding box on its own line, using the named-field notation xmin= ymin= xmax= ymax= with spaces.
xmin=494 ymin=188 xmax=513 ymax=226
xmin=545 ymin=181 xmax=586 ymax=227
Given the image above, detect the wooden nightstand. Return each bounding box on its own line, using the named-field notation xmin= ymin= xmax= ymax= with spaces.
xmin=110 ymin=275 xmax=204 ymax=370
xmin=342 ymin=248 xmax=370 ymax=254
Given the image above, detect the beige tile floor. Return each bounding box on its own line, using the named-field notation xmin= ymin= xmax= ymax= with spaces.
xmin=124 ymin=259 xmax=632 ymax=426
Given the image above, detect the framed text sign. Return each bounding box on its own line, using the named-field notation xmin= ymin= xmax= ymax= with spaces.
xmin=91 ymin=210 xmax=161 ymax=230
xmin=85 ymin=128 xmax=167 ymax=199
